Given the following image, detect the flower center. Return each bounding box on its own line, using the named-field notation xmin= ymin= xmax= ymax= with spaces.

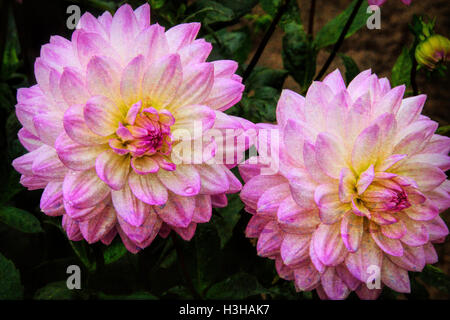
xmin=108 ymin=102 xmax=175 ymax=158
xmin=360 ymin=181 xmax=411 ymax=214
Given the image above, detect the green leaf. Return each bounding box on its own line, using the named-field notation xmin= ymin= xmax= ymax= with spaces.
xmin=239 ymin=86 xmax=280 ymax=123
xmin=69 ymin=241 xmax=96 ymax=273
xmin=185 ymin=0 xmax=234 ymax=25
xmin=282 ymin=23 xmax=317 ymax=89
xmin=0 ymin=252 xmax=23 ymax=299
xmin=418 ymin=265 xmax=450 ymax=294
xmin=339 ymin=54 xmax=360 ymax=84
xmin=437 ymin=125 xmax=450 ymax=136
xmin=220 ymin=0 xmax=258 ymax=18
xmin=212 ymin=194 xmax=245 ymax=249
xmin=103 ymin=237 xmax=127 ymax=264
xmin=149 ymin=0 xmax=166 ymax=10
xmin=391 ymin=47 xmax=412 ymax=87
xmin=0 ymin=206 xmax=43 ymax=233
xmin=245 ymin=66 xmax=288 ymax=91
xmin=314 ymin=0 xmax=370 ymax=49
xmin=98 ymin=291 xmax=158 ymax=300
xmin=34 ymin=281 xmax=78 ymax=300
xmin=206 ymin=272 xmax=267 ymax=299
xmin=206 ymin=27 xmax=252 ymax=64
xmin=260 ymin=0 xmax=282 ymax=17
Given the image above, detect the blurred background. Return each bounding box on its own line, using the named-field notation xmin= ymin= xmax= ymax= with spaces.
xmin=0 ymin=0 xmax=448 ymax=300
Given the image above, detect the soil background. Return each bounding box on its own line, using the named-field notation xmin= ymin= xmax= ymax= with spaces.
xmin=248 ymin=0 xmax=450 ymax=298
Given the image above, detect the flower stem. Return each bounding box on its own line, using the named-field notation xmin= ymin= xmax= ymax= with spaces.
xmin=314 ymin=0 xmax=364 ymax=80
xmin=171 ymin=233 xmax=202 ymax=299
xmin=242 ymin=0 xmax=289 ymax=83
xmin=308 ymin=0 xmax=316 ymax=36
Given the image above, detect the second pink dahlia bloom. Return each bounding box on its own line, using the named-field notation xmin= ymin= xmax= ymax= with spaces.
xmin=12 ymin=3 xmax=251 ymax=252
xmin=240 ymin=69 xmax=449 ymax=299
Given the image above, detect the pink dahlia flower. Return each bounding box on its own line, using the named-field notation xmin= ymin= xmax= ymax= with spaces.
xmin=368 ymin=0 xmax=411 ymax=5
xmin=12 ymin=3 xmax=251 ymax=253
xmin=240 ymin=69 xmax=449 ymax=299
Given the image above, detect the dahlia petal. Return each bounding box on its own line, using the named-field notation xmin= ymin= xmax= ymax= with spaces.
xmin=33 ymin=112 xmax=64 ymax=146
xmin=280 ymin=233 xmax=310 ymax=266
xmin=101 ymin=228 xmax=117 ymax=245
xmin=95 ymin=150 xmax=130 ymax=190
xmin=31 ymin=145 xmax=67 ymax=179
xmin=341 ymin=211 xmax=364 ymax=252
xmin=351 ymin=124 xmax=380 ymax=174
xmin=64 ymin=199 xmax=105 ymax=221
xmin=142 ymin=54 xmax=182 ymax=109
xmin=79 ymin=203 xmax=117 ymax=243
xmin=395 ymin=162 xmax=446 ymax=192
xmin=202 ymin=78 xmax=244 ymax=111
xmin=373 ymin=85 xmax=405 ymax=116
xmin=381 ymin=220 xmax=407 ymax=239
xmin=111 ymin=183 xmax=149 ymax=227
xmin=315 ymin=132 xmax=347 ymax=179
xmin=314 ymin=184 xmax=349 ymax=224
xmin=303 ymin=141 xmax=332 ymax=184
xmin=170 ymin=63 xmax=214 ymax=108
xmin=398 ymin=215 xmax=429 ymax=247
xmin=63 ymin=104 xmax=109 ymax=145
xmin=134 ymin=3 xmax=150 ymax=30
xmin=84 ymin=95 xmax=123 ymax=137
xmin=192 ymin=195 xmax=212 ymax=223
xmin=110 ymin=4 xmax=139 ymax=58
xmin=154 ymin=192 xmax=195 ymax=228
xmin=396 ymin=95 xmax=426 ymax=128
xmin=404 ymin=201 xmax=439 ymax=221
xmin=335 ymin=264 xmax=361 ymax=291
xmin=277 ymin=196 xmax=320 ymax=234
xmin=257 ymin=183 xmax=290 ymax=216
xmin=56 ymin=133 xmax=106 ymax=171
xmin=322 ymin=69 xmax=346 ymax=94
xmin=128 ymin=171 xmax=167 ymax=205
xmin=313 ymin=222 xmax=347 ymax=266
xmin=86 ymin=55 xmax=121 ymax=101
xmin=40 ymin=181 xmax=64 ymax=216
xmin=212 ymin=60 xmax=238 ymax=78
xmin=393 ymin=120 xmax=438 ymax=156
xmin=339 ymin=168 xmax=356 ymax=203
xmin=165 ymin=22 xmax=200 ymax=52
xmin=18 ymin=128 xmax=42 ymax=151
xmin=120 ymin=55 xmax=144 ymax=106
xmin=78 ymin=12 xmax=108 ymax=38
xmin=345 ymin=232 xmax=383 ymax=282
xmin=157 ymin=165 xmax=200 ymax=197
xmin=381 ymin=257 xmax=410 ymax=293
xmin=117 ymin=208 xmax=161 ymax=244
xmin=240 ymin=174 xmax=285 ymax=209
xmin=275 ymin=258 xmax=294 ymax=281
xmin=388 ymin=245 xmax=425 ymax=272
xmin=12 ymin=148 xmax=41 ymax=176
xmin=132 ymin=24 xmax=169 ymax=64
xmin=196 ymin=164 xmax=229 ymax=194
xmin=321 ymin=267 xmax=350 ymax=300
xmin=294 ymin=263 xmax=321 ymax=291
xmin=355 ymin=284 xmax=382 ymax=300
xmin=60 ymin=67 xmax=89 ymax=106
xmin=408 ymin=153 xmax=450 ymax=172
xmin=178 ymin=39 xmax=212 ymax=66
xmin=283 ymin=119 xmax=306 ymax=167
xmin=356 ymin=164 xmax=374 ymax=195
xmin=257 ymin=221 xmax=283 ymax=257
xmin=276 ymin=89 xmax=305 ymax=127
xmin=422 ymin=134 xmax=450 ymax=155
xmin=63 ymin=169 xmax=110 ymax=209
xmin=62 ymin=215 xmax=83 ymax=241
xmin=425 ymin=216 xmax=449 ymax=241
xmin=370 ymin=223 xmax=403 ymax=256
xmin=131 ymin=156 xmax=159 ymax=175
xmin=171 ymin=104 xmax=216 ymax=140
xmin=172 ymin=223 xmax=197 ymax=241
xmin=423 ymin=242 xmax=438 ymax=264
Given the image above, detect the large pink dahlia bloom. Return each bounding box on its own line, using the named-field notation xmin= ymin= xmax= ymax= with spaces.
xmin=240 ymin=69 xmax=449 ymax=299
xmin=12 ymin=3 xmax=251 ymax=252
